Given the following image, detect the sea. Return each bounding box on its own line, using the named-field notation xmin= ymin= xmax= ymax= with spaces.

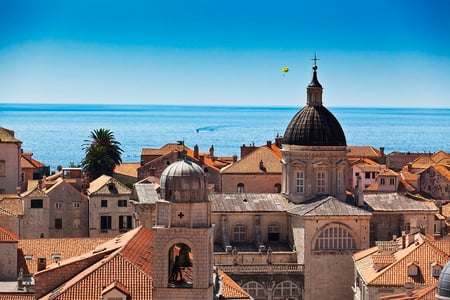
xmin=1 ymin=103 xmax=449 ymax=172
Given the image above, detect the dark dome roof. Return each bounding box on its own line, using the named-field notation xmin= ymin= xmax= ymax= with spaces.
xmin=437 ymin=261 xmax=450 ymax=299
xmin=283 ymin=60 xmax=346 ymax=147
xmin=283 ymin=106 xmax=346 ymax=146
xmin=160 ymin=159 xmax=208 ymax=203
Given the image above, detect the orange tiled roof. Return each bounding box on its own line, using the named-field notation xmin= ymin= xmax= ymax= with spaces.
xmin=411 ymin=156 xmax=435 ymax=170
xmin=37 ymin=227 xmax=154 ymax=300
xmin=0 ymin=295 xmax=34 ymax=300
xmin=21 ymin=153 xmax=46 ymax=169
xmin=380 ymin=283 xmax=437 ymax=300
xmin=0 ymin=226 xmax=18 ymax=242
xmin=0 ymin=127 xmax=22 ymax=143
xmin=432 ymin=150 xmax=450 ymax=163
xmin=434 ymin=165 xmax=450 ymax=181
xmin=347 ymin=146 xmax=382 ymax=158
xmin=141 ymin=143 xmax=185 ymax=156
xmin=221 ymin=146 xmax=282 ymax=173
xmin=0 ymin=194 xmax=23 ymax=216
xmin=378 ymin=169 xmax=400 ymax=177
xmin=114 ymin=162 xmax=140 ymax=178
xmin=18 ymin=237 xmax=110 ymax=275
xmin=355 ymin=234 xmax=450 ymax=288
xmin=218 ymin=269 xmax=251 ymax=299
xmin=86 ymin=175 xmax=131 ymax=195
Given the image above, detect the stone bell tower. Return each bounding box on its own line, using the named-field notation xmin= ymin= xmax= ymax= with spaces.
xmin=152 ymin=159 xmax=214 ymax=300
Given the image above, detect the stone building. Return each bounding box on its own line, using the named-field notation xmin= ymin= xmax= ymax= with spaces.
xmin=220 ymin=141 xmax=282 ymax=193
xmin=0 ymin=127 xmax=22 ymax=194
xmin=86 ymin=175 xmax=135 ymax=237
xmin=420 ymin=165 xmax=450 ymax=200
xmin=20 ymin=187 xmax=50 ymax=239
xmin=45 ymin=178 xmax=89 ymax=238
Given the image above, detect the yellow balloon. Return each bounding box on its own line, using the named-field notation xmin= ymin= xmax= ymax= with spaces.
xmin=282 ymin=67 xmax=289 ymax=73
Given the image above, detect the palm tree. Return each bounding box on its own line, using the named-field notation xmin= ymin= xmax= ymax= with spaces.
xmin=81 ymin=128 xmax=123 ymax=181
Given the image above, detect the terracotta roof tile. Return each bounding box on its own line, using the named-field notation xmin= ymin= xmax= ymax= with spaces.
xmin=434 ymin=165 xmax=450 ymax=181
xmin=218 ymin=269 xmax=251 ymax=299
xmin=114 ymin=162 xmax=140 ymax=178
xmin=0 ymin=226 xmax=18 ymax=242
xmin=380 ymin=283 xmax=437 ymax=300
xmin=347 ymin=146 xmax=382 ymax=158
xmin=18 ymin=237 xmax=110 ymax=274
xmin=0 ymin=295 xmax=34 ymax=300
xmin=86 ymin=175 xmax=131 ymax=195
xmin=221 ymin=146 xmax=281 ymax=173
xmin=0 ymin=195 xmax=24 ymax=216
xmin=355 ymin=235 xmax=450 ymax=288
xmin=431 ymin=151 xmax=450 ymax=163
xmin=0 ymin=127 xmax=22 ymax=143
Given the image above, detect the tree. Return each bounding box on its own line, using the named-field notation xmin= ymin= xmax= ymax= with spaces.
xmin=81 ymin=128 xmax=123 ymax=181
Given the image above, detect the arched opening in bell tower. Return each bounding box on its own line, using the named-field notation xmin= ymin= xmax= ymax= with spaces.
xmin=168 ymin=243 xmax=194 ymax=288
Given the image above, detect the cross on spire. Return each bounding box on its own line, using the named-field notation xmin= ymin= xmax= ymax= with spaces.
xmin=311 ymin=52 xmax=320 ymax=67
xmin=177 ymin=211 xmax=185 ymax=219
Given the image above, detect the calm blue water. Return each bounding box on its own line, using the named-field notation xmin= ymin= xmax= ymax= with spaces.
xmin=1 ymin=103 xmax=449 ymax=171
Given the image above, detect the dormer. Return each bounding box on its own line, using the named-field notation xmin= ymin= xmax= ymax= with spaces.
xmin=407 ymin=261 xmax=420 ymax=276
xmin=431 ymin=261 xmax=443 ymax=278
xmin=101 ymin=281 xmax=130 ymax=300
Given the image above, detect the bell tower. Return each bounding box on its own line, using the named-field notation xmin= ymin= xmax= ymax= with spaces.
xmin=152 ymin=159 xmax=214 ymax=300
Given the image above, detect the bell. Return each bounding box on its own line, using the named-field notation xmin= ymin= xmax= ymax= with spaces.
xmin=177 ymin=244 xmax=193 ymax=268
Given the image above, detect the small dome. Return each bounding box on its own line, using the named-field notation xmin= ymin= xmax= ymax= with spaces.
xmin=160 ymin=159 xmax=208 ymax=203
xmin=437 ymin=261 xmax=450 ymax=299
xmin=283 ymin=106 xmax=347 ymax=146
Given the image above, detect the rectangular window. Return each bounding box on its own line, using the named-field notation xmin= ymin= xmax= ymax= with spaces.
xmin=365 ymin=172 xmax=370 ymax=179
xmin=31 ymin=199 xmax=43 ymax=208
xmin=0 ymin=161 xmax=5 ymax=177
xmin=100 ymin=216 xmax=112 ymax=231
xmin=55 ymin=202 xmax=62 ymax=209
xmin=296 ymin=172 xmax=304 ymax=193
xmin=119 ymin=215 xmax=133 ymax=232
xmin=101 ymin=200 xmax=108 ymax=207
xmin=233 ymin=225 xmax=247 ymax=241
xmin=372 ymin=172 xmax=377 ymax=179
xmin=117 ymin=199 xmax=127 ymax=207
xmin=380 ymin=178 xmax=386 ymax=185
xmin=317 ymin=172 xmax=325 ymax=193
xmin=55 ymin=218 xmax=62 ymax=229
xmin=389 ymin=178 xmax=395 ymax=185
xmin=73 ymin=202 xmax=80 ymax=208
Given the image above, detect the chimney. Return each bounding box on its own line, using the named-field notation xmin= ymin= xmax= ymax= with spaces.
xmin=199 ymin=155 xmax=205 ymax=165
xmin=380 ymin=147 xmax=385 ymax=156
xmin=240 ymin=144 xmax=257 ymax=158
xmin=232 ymin=154 xmax=238 ymax=163
xmin=194 ymin=144 xmax=199 ymax=158
xmin=356 ymin=175 xmax=364 ymax=207
xmin=275 ymin=135 xmax=283 ymax=148
xmin=37 ymin=258 xmax=46 ymax=271
xmin=209 ymin=145 xmax=214 ymax=159
xmin=404 ymin=282 xmax=414 ymax=297
xmin=266 ymin=140 xmax=272 ymax=148
xmin=407 ymin=162 xmax=412 ymax=172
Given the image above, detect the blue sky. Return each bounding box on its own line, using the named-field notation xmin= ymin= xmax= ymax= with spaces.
xmin=1 ymin=0 xmax=449 ymax=107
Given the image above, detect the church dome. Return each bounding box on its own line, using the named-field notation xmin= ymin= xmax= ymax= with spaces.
xmin=283 ymin=61 xmax=346 ymax=147
xmin=160 ymin=159 xmax=208 ymax=203
xmin=437 ymin=261 xmax=450 ymax=299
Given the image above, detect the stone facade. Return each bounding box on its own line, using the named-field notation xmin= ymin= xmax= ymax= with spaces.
xmin=0 ymin=240 xmax=17 ymax=280
xmin=0 ymin=127 xmax=22 ymax=194
xmin=281 ymin=145 xmax=348 ymax=203
xmin=20 ymin=187 xmax=50 ymax=239
xmin=420 ymin=165 xmax=450 ymax=199
xmin=87 ymin=176 xmax=134 ymax=238
xmin=46 ymin=179 xmax=89 ymax=238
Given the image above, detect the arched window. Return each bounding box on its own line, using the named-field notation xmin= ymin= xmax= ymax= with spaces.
xmin=274 ymin=183 xmax=281 ymax=193
xmin=268 ymin=224 xmax=281 ymax=241
xmin=243 ymin=281 xmax=266 ymax=300
xmin=273 ymin=281 xmax=301 ymax=300
xmin=168 ymin=243 xmax=193 ymax=288
xmin=315 ymin=226 xmax=356 ymax=250
xmin=233 ymin=224 xmax=247 ymax=241
xmin=237 ymin=183 xmax=245 ymax=193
